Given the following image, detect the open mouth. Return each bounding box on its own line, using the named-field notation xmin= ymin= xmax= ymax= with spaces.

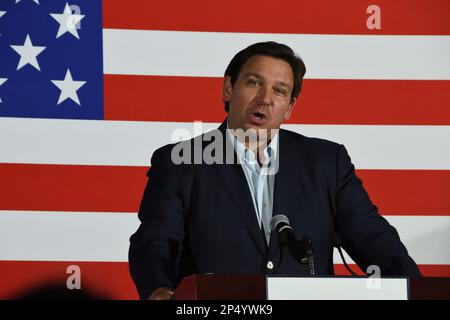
xmin=249 ymin=111 xmax=269 ymax=125
xmin=252 ymin=112 xmax=266 ymax=120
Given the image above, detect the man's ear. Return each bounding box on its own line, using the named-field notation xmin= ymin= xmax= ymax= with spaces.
xmin=222 ymin=76 xmax=233 ymax=102
xmin=284 ymin=98 xmax=296 ymax=121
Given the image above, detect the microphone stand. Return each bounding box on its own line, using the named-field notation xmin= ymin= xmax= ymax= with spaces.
xmin=303 ymin=237 xmax=315 ymax=276
xmin=286 ymin=237 xmax=315 ymax=275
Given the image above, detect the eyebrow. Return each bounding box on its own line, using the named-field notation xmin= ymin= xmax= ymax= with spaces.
xmin=243 ymin=72 xmax=292 ymax=90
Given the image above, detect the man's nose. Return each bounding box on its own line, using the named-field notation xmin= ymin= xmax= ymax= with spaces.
xmin=256 ymin=85 xmax=272 ymax=105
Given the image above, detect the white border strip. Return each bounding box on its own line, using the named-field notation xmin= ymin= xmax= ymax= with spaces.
xmin=103 ymin=29 xmax=450 ymax=80
xmin=1 ymin=117 xmax=450 ymax=169
xmin=267 ymin=277 xmax=408 ymax=300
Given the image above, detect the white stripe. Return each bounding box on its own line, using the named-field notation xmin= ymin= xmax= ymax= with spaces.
xmin=1 ymin=117 xmax=450 ymax=169
xmin=334 ymin=216 xmax=450 ymax=267
xmin=0 ymin=211 xmax=139 ymax=262
xmin=0 ymin=211 xmax=448 ymax=264
xmin=284 ymin=124 xmax=450 ymax=170
xmin=103 ymin=29 xmax=450 ymax=80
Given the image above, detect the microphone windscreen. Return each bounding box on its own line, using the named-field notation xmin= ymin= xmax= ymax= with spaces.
xmin=270 ymin=214 xmax=290 ymax=232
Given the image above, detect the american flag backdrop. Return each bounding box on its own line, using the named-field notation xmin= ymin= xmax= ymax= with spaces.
xmin=0 ymin=0 xmax=449 ymax=299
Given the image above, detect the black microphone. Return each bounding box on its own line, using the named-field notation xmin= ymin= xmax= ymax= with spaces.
xmin=270 ymin=214 xmax=296 ymax=246
xmin=271 ymin=215 xmax=315 ymax=274
xmin=333 ymin=233 xmax=357 ymax=276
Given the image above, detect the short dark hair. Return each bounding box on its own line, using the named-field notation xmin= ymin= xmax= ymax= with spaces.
xmin=223 ymin=41 xmax=306 ymax=112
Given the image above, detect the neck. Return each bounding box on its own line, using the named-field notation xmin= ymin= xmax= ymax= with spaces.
xmin=226 ymin=120 xmax=278 ymax=154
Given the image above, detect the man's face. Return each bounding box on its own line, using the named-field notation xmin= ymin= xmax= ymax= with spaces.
xmin=223 ymin=55 xmax=296 ymax=134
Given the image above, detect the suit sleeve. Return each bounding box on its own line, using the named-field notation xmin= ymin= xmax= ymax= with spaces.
xmin=128 ymin=146 xmax=185 ymax=299
xmin=333 ymin=144 xmax=421 ymax=277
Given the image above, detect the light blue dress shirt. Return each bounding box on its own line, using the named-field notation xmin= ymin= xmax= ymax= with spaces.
xmin=226 ymin=126 xmax=279 ymax=245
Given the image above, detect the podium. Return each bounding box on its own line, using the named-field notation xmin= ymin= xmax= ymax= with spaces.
xmin=173 ymin=274 xmax=450 ymax=300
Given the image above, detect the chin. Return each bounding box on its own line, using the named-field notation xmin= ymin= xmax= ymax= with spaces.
xmin=243 ymin=124 xmax=264 ymax=132
xmin=245 ymin=125 xmax=273 ymax=138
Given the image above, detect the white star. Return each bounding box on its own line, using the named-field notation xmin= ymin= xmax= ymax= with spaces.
xmin=50 ymin=3 xmax=85 ymax=39
xmin=10 ymin=34 xmax=46 ymax=71
xmin=51 ymin=69 xmax=86 ymax=105
xmin=15 ymin=0 xmax=40 ymax=4
xmin=0 ymin=78 xmax=7 ymax=103
xmin=0 ymin=11 xmax=6 ymax=18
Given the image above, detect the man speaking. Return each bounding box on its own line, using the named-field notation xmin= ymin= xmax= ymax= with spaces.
xmin=128 ymin=41 xmax=421 ymax=300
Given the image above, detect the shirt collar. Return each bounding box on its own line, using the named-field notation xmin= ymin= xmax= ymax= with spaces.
xmin=226 ymin=120 xmax=279 ymax=168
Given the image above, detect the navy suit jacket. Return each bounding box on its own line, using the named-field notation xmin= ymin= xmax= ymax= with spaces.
xmin=129 ymin=119 xmax=421 ymax=299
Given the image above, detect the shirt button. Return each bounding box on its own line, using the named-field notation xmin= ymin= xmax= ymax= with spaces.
xmin=263 ymin=202 xmax=267 ymax=208
xmin=266 ymin=261 xmax=274 ymax=270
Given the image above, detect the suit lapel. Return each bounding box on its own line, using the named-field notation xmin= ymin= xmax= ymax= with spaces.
xmin=268 ymin=130 xmax=301 ymax=256
xmin=212 ymin=122 xmax=304 ymax=258
xmin=213 ymin=121 xmax=267 ymax=256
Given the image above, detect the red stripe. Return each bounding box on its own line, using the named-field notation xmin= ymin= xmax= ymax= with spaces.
xmin=1 ymin=164 xmax=449 ymax=215
xmin=296 ymin=79 xmax=450 ymax=125
xmin=0 ymin=163 xmax=148 ymax=213
xmin=104 ymin=75 xmax=225 ymax=123
xmin=334 ymin=264 xmax=366 ymax=276
xmin=358 ymin=170 xmax=450 ymax=215
xmin=0 ymin=261 xmax=448 ymax=299
xmin=103 ymin=0 xmax=450 ymax=35
xmin=0 ymin=261 xmax=137 ymax=299
xmin=104 ymin=75 xmax=450 ymax=125
xmin=334 ymin=264 xmax=450 ymax=277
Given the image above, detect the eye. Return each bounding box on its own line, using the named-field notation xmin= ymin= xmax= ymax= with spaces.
xmin=248 ymin=78 xmax=261 ymax=87
xmin=274 ymin=87 xmax=287 ymax=96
